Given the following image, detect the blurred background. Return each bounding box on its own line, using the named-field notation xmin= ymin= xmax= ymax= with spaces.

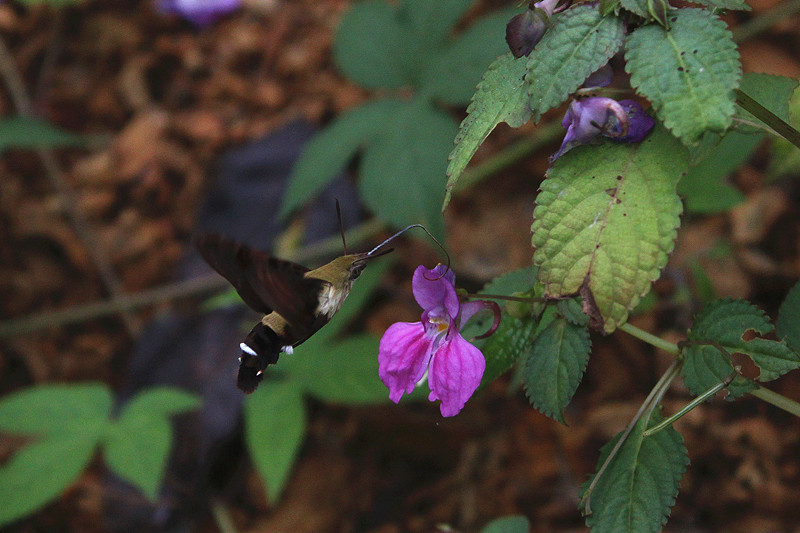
xmin=1 ymin=0 xmax=800 ymax=531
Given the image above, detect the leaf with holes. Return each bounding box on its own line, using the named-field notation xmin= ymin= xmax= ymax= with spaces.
xmin=682 ymin=298 xmax=800 ymax=398
xmin=625 ymin=8 xmax=741 ymax=144
xmin=531 ymin=125 xmax=687 ymax=333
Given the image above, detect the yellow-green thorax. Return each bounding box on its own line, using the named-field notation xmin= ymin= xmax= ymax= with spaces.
xmin=304 ymin=254 xmax=366 ymax=319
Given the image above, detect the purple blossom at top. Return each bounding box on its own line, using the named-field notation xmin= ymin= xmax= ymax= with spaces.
xmin=552 ymin=97 xmax=655 ymax=160
xmin=157 ymin=0 xmax=240 ymax=27
xmin=378 ymin=265 xmax=500 ymax=417
xmin=505 ymin=0 xmax=562 ymax=58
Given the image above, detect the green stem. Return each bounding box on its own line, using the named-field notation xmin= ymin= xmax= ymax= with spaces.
xmin=210 ymin=498 xmax=239 ymax=533
xmin=618 ymin=322 xmax=680 ymax=355
xmin=0 ymin=220 xmax=385 ymax=338
xmin=750 ymin=386 xmax=800 ymax=418
xmin=581 ymin=360 xmax=681 ymax=515
xmin=642 ymin=373 xmax=734 ymax=437
xmin=450 ymin=121 xmax=564 ymax=196
xmin=735 ymin=89 xmax=800 ymax=150
xmin=468 ymin=292 xmax=546 ymax=303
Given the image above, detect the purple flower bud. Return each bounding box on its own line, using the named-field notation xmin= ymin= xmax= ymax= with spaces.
xmin=583 ymin=63 xmax=614 ymax=89
xmin=552 ymin=96 xmax=654 ymax=160
xmin=617 ymin=99 xmax=655 ymax=143
xmin=157 ymin=0 xmax=240 ymax=27
xmin=505 ymin=0 xmax=561 ymax=58
xmin=506 ymin=9 xmax=548 ymax=58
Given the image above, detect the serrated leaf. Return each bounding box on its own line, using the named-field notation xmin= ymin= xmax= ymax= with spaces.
xmin=682 ymin=299 xmax=800 ymax=398
xmin=619 ymin=0 xmax=650 ymax=20
xmin=421 ymin=8 xmax=520 ymax=106
xmin=359 ymin=100 xmax=454 ymax=242
xmin=399 ymin=0 xmax=472 ymax=51
xmin=625 ymin=8 xmax=741 ymax=144
xmin=289 ymin=335 xmax=388 ymax=404
xmin=104 ymin=417 xmax=171 ymax=500
xmin=777 ymin=281 xmax=800 ymax=352
xmin=527 ymin=5 xmax=625 ymax=122
xmin=523 ymin=317 xmax=590 ymax=423
xmin=444 ymin=53 xmax=532 ymax=209
xmin=245 ymin=380 xmax=306 ymax=503
xmin=480 ymin=315 xmax=540 ymax=387
xmin=677 ymin=131 xmax=759 ymax=213
xmin=0 ymin=383 xmax=112 ymax=437
xmin=557 ymin=297 xmax=589 ymax=326
xmin=280 ymin=99 xmax=405 ymax=218
xmin=735 ymin=73 xmax=798 ymax=134
xmin=688 ymin=0 xmax=751 ymax=10
xmin=333 ymin=1 xmax=413 ymax=90
xmin=768 ymin=82 xmax=800 ymax=180
xmin=531 ymin=125 xmax=688 ymax=333
xmin=0 ymin=117 xmax=87 ymax=152
xmin=0 ymin=434 xmax=98 ymax=527
xmin=583 ymin=409 xmax=688 ymax=533
xmin=480 ymin=515 xmax=531 ymax=533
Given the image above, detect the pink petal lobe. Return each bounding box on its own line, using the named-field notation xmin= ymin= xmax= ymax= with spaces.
xmin=412 ymin=265 xmax=459 ymax=319
xmin=378 ymin=321 xmax=433 ymax=403
xmin=428 ymin=333 xmax=485 ymax=417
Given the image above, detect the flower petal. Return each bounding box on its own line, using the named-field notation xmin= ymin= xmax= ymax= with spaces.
xmin=378 ymin=322 xmax=433 ymax=403
xmin=428 ymin=333 xmax=486 ymax=417
xmin=412 ymin=265 xmax=459 ymax=320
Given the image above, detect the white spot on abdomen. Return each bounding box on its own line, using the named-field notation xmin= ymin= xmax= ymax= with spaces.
xmin=240 ymin=342 xmax=257 ymax=356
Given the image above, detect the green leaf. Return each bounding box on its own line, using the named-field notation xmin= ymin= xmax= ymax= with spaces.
xmin=768 ymin=81 xmax=800 ymax=180
xmin=557 ymin=297 xmax=589 ymax=326
xmin=245 ymin=380 xmax=307 ymax=503
xmin=777 ymin=281 xmax=800 ymax=352
xmin=531 ymin=125 xmax=688 ymax=333
xmin=735 ymin=73 xmax=798 ymax=134
xmin=583 ymin=409 xmax=688 ymax=533
xmin=620 ymin=0 xmax=667 ymax=25
xmin=104 ymin=418 xmax=171 ymax=501
xmin=359 ymin=100 xmax=455 ymax=242
xmin=682 ymin=299 xmax=800 ymax=398
xmin=625 ymin=8 xmax=741 ymax=144
xmin=279 ymin=99 xmax=406 ymax=218
xmin=421 ymin=8 xmax=520 ymax=106
xmin=289 ymin=335 xmax=387 ymax=404
xmin=0 ymin=434 xmax=98 ymax=527
xmin=101 ymin=387 xmax=201 ymax=500
xmin=527 ymin=5 xmax=625 ymax=122
xmin=677 ymin=131 xmax=759 ymax=213
xmin=399 ymin=0 xmax=471 ymax=51
xmin=480 ymin=315 xmax=540 ymax=387
xmin=523 ymin=317 xmax=590 ymax=423
xmin=444 ymin=53 xmax=532 ymax=210
xmin=0 ymin=117 xmax=86 ymax=153
xmin=688 ymin=0 xmax=751 ymax=10
xmin=480 ymin=515 xmax=531 ymax=533
xmin=0 ymin=383 xmax=112 ymax=437
xmin=333 ymin=1 xmax=413 ymax=89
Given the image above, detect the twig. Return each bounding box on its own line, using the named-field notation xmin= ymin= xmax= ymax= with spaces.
xmin=0 ymin=32 xmax=140 ymax=336
xmin=735 ymin=89 xmax=800 ymax=150
xmin=0 ymin=219 xmax=386 ymax=338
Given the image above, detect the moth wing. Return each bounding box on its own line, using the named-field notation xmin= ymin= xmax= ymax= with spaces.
xmin=195 ymin=233 xmax=278 ymax=314
xmin=242 ymin=254 xmax=323 ymax=338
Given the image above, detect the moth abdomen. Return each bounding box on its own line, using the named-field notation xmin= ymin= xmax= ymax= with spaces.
xmin=237 ymin=321 xmax=286 ymax=393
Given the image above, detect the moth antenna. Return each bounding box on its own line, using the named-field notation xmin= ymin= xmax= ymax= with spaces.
xmin=367 ymin=225 xmax=451 ymax=273
xmin=336 ymin=199 xmax=348 ymax=255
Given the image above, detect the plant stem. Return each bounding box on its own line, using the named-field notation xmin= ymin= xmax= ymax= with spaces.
xmin=735 ymin=89 xmax=800 ymax=150
xmin=618 ymin=322 xmax=680 ymax=355
xmin=750 ymin=386 xmax=800 ymax=418
xmin=210 ymin=498 xmax=239 ymax=533
xmin=580 ymin=360 xmax=681 ymax=515
xmin=450 ymin=121 xmax=564 ymax=195
xmin=467 ymin=293 xmax=546 ymax=303
xmin=0 ymin=220 xmax=385 ymax=338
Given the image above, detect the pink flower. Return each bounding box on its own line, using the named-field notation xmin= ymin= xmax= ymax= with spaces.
xmin=378 ymin=265 xmax=499 ymax=417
